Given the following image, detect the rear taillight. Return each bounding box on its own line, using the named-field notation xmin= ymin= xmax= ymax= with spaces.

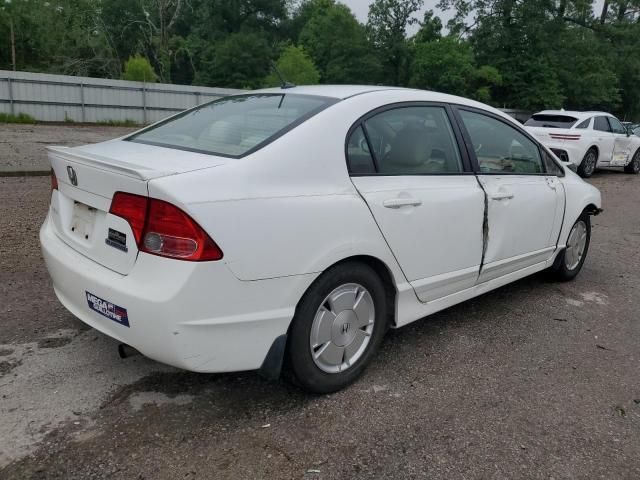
xmin=110 ymin=192 xmax=148 ymax=244
xmin=550 ymin=134 xmax=581 ymax=141
xmin=51 ymin=169 xmax=58 ymax=191
xmin=109 ymin=192 xmax=223 ymax=261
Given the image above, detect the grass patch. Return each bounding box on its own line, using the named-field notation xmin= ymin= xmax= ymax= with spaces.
xmin=96 ymin=119 xmax=140 ymax=127
xmin=0 ymin=112 xmax=36 ymax=124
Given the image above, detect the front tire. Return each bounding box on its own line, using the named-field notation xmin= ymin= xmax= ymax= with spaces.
xmin=286 ymin=262 xmax=388 ymax=394
xmin=577 ymin=148 xmax=598 ymax=178
xmin=624 ymin=149 xmax=640 ymax=174
xmin=549 ymin=213 xmax=591 ymax=281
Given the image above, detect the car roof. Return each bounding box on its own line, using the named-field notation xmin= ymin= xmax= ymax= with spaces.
xmin=533 ymin=110 xmax=613 ymax=119
xmin=251 ymin=84 xmax=502 ymax=111
xmin=252 ymin=84 xmax=407 ymax=99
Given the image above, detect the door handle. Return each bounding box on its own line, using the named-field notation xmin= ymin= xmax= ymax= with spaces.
xmin=383 ymin=198 xmax=422 ymax=208
xmin=489 ymin=191 xmax=514 ymax=201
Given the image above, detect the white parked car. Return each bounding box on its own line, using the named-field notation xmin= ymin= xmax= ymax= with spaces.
xmin=41 ymin=86 xmax=602 ymax=393
xmin=524 ymin=110 xmax=640 ymax=177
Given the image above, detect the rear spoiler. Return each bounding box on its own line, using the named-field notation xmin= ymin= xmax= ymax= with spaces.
xmin=47 ymin=146 xmax=172 ymax=181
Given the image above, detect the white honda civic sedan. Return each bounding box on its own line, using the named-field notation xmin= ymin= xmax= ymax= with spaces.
xmin=41 ymin=86 xmax=602 ymax=393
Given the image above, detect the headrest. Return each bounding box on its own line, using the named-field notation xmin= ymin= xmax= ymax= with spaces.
xmin=385 ymin=125 xmax=431 ymax=167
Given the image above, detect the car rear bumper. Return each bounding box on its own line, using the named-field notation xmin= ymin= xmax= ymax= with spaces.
xmin=545 ymin=142 xmax=585 ymax=166
xmin=40 ymin=212 xmax=313 ymax=373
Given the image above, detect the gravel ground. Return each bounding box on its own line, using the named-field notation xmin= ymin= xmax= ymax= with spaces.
xmin=0 ymin=124 xmax=136 ymax=172
xmin=1 ymin=170 xmax=640 ymax=479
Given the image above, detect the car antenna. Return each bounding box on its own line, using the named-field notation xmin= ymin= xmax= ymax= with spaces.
xmin=270 ymin=61 xmax=296 ymax=90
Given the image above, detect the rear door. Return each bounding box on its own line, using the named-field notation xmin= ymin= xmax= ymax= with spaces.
xmin=608 ymin=116 xmax=633 ymax=166
xmin=455 ymin=107 xmax=565 ymax=283
xmin=348 ymin=104 xmax=486 ymax=303
xmin=593 ymin=116 xmax=615 ymax=163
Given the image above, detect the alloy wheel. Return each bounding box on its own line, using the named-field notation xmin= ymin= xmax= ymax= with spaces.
xmin=584 ymin=151 xmax=597 ymax=176
xmin=565 ymin=220 xmax=588 ymax=270
xmin=309 ymin=283 xmax=375 ymax=374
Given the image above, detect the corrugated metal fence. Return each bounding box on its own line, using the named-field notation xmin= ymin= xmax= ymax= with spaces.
xmin=0 ymin=70 xmax=244 ymax=124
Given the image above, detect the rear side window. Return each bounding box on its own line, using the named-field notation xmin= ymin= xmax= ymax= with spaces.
xmin=128 ymin=94 xmax=335 ymax=158
xmin=594 ymin=116 xmax=611 ymax=132
xmin=575 ymin=118 xmax=591 ymax=129
xmin=524 ymin=114 xmax=578 ymax=128
xmin=356 ymin=106 xmax=463 ymax=175
xmin=460 ymin=110 xmax=543 ymax=174
xmin=346 ymin=126 xmax=376 ymax=174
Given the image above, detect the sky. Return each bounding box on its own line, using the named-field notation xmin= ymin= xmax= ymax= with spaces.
xmin=341 ymin=0 xmax=456 ymax=32
xmin=340 ymin=0 xmax=605 ymax=33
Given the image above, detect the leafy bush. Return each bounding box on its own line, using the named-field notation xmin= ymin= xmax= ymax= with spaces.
xmin=96 ymin=119 xmax=139 ymax=127
xmin=0 ymin=112 xmax=36 ymax=124
xmin=122 ymin=55 xmax=158 ymax=83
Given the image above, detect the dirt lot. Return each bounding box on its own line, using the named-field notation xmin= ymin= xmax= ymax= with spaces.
xmin=1 ymin=160 xmax=640 ymax=478
xmin=0 ymin=124 xmax=136 ymax=172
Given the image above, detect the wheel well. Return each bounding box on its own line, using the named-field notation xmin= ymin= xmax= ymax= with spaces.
xmin=328 ymin=255 xmax=398 ymax=326
xmin=584 ymin=203 xmax=602 ymax=216
xmin=587 ymin=145 xmax=599 ymax=157
xmin=270 ymin=255 xmax=399 ymax=380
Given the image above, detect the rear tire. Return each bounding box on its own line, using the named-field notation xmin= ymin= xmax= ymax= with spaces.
xmin=624 ymin=149 xmax=640 ymax=174
xmin=549 ymin=213 xmax=591 ymax=282
xmin=286 ymin=262 xmax=388 ymax=394
xmin=577 ymin=148 xmax=598 ymax=178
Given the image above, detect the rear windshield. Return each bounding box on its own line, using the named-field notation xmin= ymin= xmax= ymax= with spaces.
xmin=524 ymin=114 xmax=578 ymax=129
xmin=127 ymin=93 xmax=336 ymax=158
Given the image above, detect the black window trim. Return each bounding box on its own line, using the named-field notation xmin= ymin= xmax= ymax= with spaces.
xmin=126 ymin=93 xmax=340 ymax=159
xmin=344 ymin=101 xmax=474 ymax=177
xmin=451 ymin=105 xmax=563 ymax=177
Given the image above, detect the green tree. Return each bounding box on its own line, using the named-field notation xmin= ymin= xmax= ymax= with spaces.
xmin=413 ymin=9 xmax=442 ymax=44
xmin=410 ymin=37 xmax=475 ymax=96
xmin=298 ymin=0 xmax=381 ymax=84
xmin=122 ymin=55 xmax=158 ymax=82
xmin=194 ymin=32 xmax=273 ymax=88
xmin=367 ymin=0 xmax=424 ymax=85
xmin=264 ymin=45 xmax=320 ymax=87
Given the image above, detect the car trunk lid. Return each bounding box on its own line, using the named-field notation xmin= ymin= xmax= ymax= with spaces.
xmin=48 ymin=140 xmax=228 ymax=275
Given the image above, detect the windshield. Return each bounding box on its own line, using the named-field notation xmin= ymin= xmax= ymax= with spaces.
xmin=127 ymin=94 xmax=336 ymax=158
xmin=524 ymin=114 xmax=578 ymax=129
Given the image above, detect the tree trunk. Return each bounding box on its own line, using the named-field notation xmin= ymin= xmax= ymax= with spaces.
xmin=10 ymin=18 xmax=16 ymax=71
xmin=600 ymin=0 xmax=609 ymax=24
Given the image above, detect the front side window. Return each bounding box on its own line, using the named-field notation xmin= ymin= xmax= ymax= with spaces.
xmin=128 ymin=94 xmax=335 ymax=157
xmin=608 ymin=117 xmax=627 ymax=134
xmin=359 ymin=106 xmax=463 ymax=175
xmin=594 ymin=116 xmax=611 ymax=132
xmin=459 ymin=110 xmax=543 ymax=174
xmin=542 ymin=150 xmax=565 ymax=176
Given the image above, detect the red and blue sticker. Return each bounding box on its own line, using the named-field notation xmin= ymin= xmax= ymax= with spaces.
xmin=86 ymin=291 xmax=129 ymax=327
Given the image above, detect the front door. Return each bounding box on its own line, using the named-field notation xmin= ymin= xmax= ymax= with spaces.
xmin=456 ymin=108 xmax=564 ymax=283
xmin=593 ymin=115 xmax=616 ymax=163
xmin=347 ymin=105 xmax=486 ymax=303
xmin=608 ymin=116 xmax=633 ymax=167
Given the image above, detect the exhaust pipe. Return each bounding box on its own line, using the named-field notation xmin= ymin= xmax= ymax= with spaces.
xmin=118 ymin=343 xmax=141 ymax=359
